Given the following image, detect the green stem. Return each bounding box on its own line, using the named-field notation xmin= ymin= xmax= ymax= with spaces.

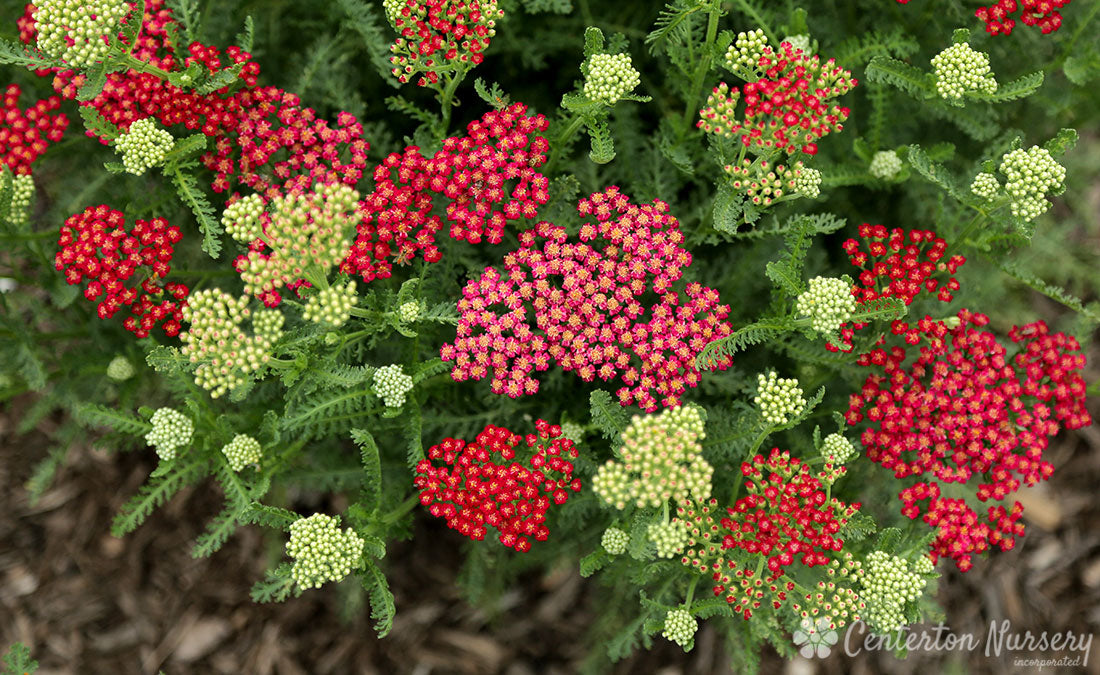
xmin=683 ymin=576 xmax=699 ymax=609
xmin=381 ymin=494 xmax=420 ymax=525
xmin=437 ymin=68 xmax=468 ymax=136
xmin=748 ymin=424 xmax=775 ymax=456
xmin=663 ymin=500 xmax=670 ymax=526
xmin=266 ymin=357 xmax=298 ymax=368
xmin=679 ymin=2 xmax=722 ymax=140
xmin=0 ymin=231 xmax=56 ymax=242
xmin=545 ymin=113 xmax=587 ymax=174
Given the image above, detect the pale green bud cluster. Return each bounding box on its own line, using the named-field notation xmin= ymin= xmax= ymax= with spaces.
xmin=114 ymin=118 xmax=174 ymax=175
xmin=221 ymin=434 xmax=262 ymax=472
xmin=106 ymin=355 xmax=134 ymax=381
xmin=601 ymin=526 xmax=629 ymax=555
xmin=869 ymin=150 xmax=902 ymax=180
xmin=145 ymin=407 xmax=193 ymax=462
xmin=725 ymin=28 xmax=768 ymax=73
xmin=793 ymin=166 xmax=821 ymax=199
xmin=662 ymin=609 xmax=697 ymax=648
xmin=782 ymin=35 xmax=811 ymax=54
xmin=970 ymin=171 xmax=1001 ymax=200
xmin=382 ymin=0 xmax=403 ymax=25
xmin=373 ymin=364 xmax=414 ymax=408
xmin=222 ymin=194 xmax=266 ymax=243
xmin=796 ymin=276 xmax=857 ymax=335
xmin=584 ymin=52 xmax=641 ymax=105
xmin=793 ymin=552 xmax=865 ymax=629
xmin=303 ymin=280 xmax=358 ymax=327
xmin=238 ymin=183 xmax=360 ymax=300
xmin=559 ymin=421 xmax=585 ymax=445
xmin=3 ymin=173 xmax=35 ymax=225
xmin=34 ymin=0 xmax=130 ymax=67
xmin=999 ymin=146 xmax=1066 ymax=222
xmin=860 ymin=551 xmax=928 ymax=633
xmin=913 ymin=554 xmax=935 ymax=575
xmin=592 ymin=406 xmax=712 ymax=510
xmin=286 ymin=513 xmax=364 ymax=590
xmin=931 ymin=42 xmax=997 ymax=100
xmin=648 ymin=520 xmax=689 ymax=558
xmin=397 ymin=301 xmax=421 ymax=323
xmin=755 ymin=371 xmax=806 ymax=426
xmin=180 ymin=288 xmax=285 ymax=398
xmin=822 ymin=433 xmax=856 ymax=465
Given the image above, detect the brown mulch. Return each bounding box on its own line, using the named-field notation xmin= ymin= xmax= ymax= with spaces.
xmin=1 ymin=335 xmax=1099 ymax=675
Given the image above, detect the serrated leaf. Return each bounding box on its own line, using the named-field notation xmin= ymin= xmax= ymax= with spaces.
xmin=75 ymin=403 xmax=152 ymax=436
xmin=351 ymin=428 xmax=382 ymax=512
xmin=712 ymin=183 xmax=744 ymax=234
xmin=580 ymin=549 xmax=610 ymax=577
xmin=473 ymin=77 xmax=509 ymax=109
xmin=590 ymin=389 xmax=629 ymax=441
xmin=980 ymin=71 xmax=1043 ymax=103
xmin=80 ymin=106 xmax=121 ymax=141
xmin=360 ymin=559 xmax=396 ymax=637
xmin=865 ymin=56 xmax=933 ymax=98
xmin=951 ymin=28 xmax=970 ymax=44
xmin=586 ymin=115 xmax=615 ymax=164
xmin=1043 ymin=128 xmax=1078 ymax=158
xmin=583 ymin=26 xmax=606 ymax=58
xmin=169 ymin=165 xmax=222 ymax=258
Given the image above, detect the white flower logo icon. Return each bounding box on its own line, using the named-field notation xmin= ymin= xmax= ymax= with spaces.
xmin=792 ymin=617 xmax=838 ymax=658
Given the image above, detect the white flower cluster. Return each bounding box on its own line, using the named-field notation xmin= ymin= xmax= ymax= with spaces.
xmin=558 ymin=420 xmax=585 ymax=445
xmin=793 ymin=166 xmax=821 ymax=199
xmin=106 ymin=355 xmax=134 ymax=381
xmin=859 ymin=551 xmax=928 ymax=633
xmin=970 ymin=171 xmax=1001 ymax=200
xmin=3 ymin=173 xmax=35 ymax=225
xmin=724 ymin=28 xmax=768 ymax=74
xmin=286 ymin=513 xmax=364 ymax=590
xmin=592 ymin=406 xmax=712 ymax=510
xmin=373 ymin=364 xmax=414 ymax=408
xmin=34 ymin=0 xmax=130 ymax=67
xmin=222 ymin=193 xmax=266 ymax=243
xmin=584 ymin=52 xmax=641 ymax=105
xmin=1000 ymin=146 xmax=1066 ymax=222
xmin=782 ymin=34 xmax=811 ymax=54
xmin=822 ymin=433 xmax=856 ymax=465
xmin=221 ymin=434 xmax=262 ymax=472
xmin=755 ymin=371 xmax=806 ymax=426
xmin=303 ymin=280 xmax=358 ymax=327
xmin=180 ymin=289 xmax=285 ymax=398
xmin=869 ymin=150 xmax=903 ymax=179
xmin=601 ymin=526 xmax=629 ymax=555
xmin=114 ymin=118 xmax=175 ymax=175
xmin=397 ymin=301 xmax=421 ymax=323
xmin=662 ymin=609 xmax=698 ymax=648
xmin=796 ymin=276 xmax=857 ymax=335
xmin=647 ymin=520 xmax=689 ymax=558
xmin=145 ymin=407 xmax=193 ymax=462
xmin=931 ymin=42 xmax=997 ymax=100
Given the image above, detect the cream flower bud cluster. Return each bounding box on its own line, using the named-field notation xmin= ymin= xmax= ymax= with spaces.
xmin=648 ymin=520 xmax=689 ymax=558
xmin=221 ymin=434 xmax=262 ymax=472
xmin=860 ymin=551 xmax=928 ymax=633
xmin=793 ymin=166 xmax=821 ymax=199
xmin=822 ymin=433 xmax=856 ymax=465
xmin=793 ymin=552 xmax=865 ymax=629
xmin=970 ymin=171 xmax=1001 ymax=200
xmin=781 ymin=35 xmax=811 ymax=54
xmin=559 ymin=421 xmax=585 ymax=445
xmin=584 ymin=52 xmax=641 ymax=105
xmin=34 ymin=0 xmax=130 ymax=67
xmin=755 ymin=371 xmax=806 ymax=426
xmin=4 ymin=173 xmax=35 ymax=225
xmin=372 ymin=364 xmax=414 ymax=408
xmin=286 ymin=514 xmax=364 ymax=590
xmin=601 ymin=526 xmax=629 ymax=555
xmin=1000 ymin=146 xmax=1066 ymax=222
xmin=303 ymin=280 xmax=358 ymax=327
xmin=796 ymin=276 xmax=857 ymax=335
xmin=869 ymin=150 xmax=902 ymax=179
xmin=931 ymin=42 xmax=997 ymax=100
xmin=180 ymin=288 xmax=285 ymax=398
xmin=592 ymin=406 xmax=712 ymax=510
xmin=397 ymin=301 xmax=421 ymax=323
xmin=724 ymin=28 xmax=768 ymax=73
xmin=145 ymin=407 xmax=193 ymax=461
xmin=106 ymin=355 xmax=134 ymax=381
xmin=114 ymin=118 xmax=174 ymax=175
xmin=222 ymin=193 xmax=266 ymax=243
xmin=662 ymin=609 xmax=697 ymax=648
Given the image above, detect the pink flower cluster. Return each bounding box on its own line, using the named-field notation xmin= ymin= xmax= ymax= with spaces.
xmin=440 ymin=187 xmax=734 ymax=411
xmin=0 ymin=83 xmax=68 ymax=174
xmin=847 ymin=308 xmax=1091 ymax=570
xmin=341 ymin=103 xmax=550 ymax=284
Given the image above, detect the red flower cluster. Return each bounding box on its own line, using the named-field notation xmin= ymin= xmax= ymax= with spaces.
xmin=723 ymin=449 xmax=860 ymax=575
xmin=828 ymin=224 xmax=966 ymax=351
xmin=899 ymin=483 xmax=1025 ymax=571
xmin=55 ymin=205 xmax=189 ymax=338
xmin=976 ymin=0 xmax=1071 ymax=35
xmin=413 ymin=420 xmax=581 ymax=552
xmin=388 ymin=0 xmax=503 ymax=86
xmin=440 ymin=187 xmax=734 ymax=411
xmin=342 ymin=103 xmax=549 ymax=283
xmin=0 ymin=83 xmax=68 ymax=174
xmin=847 ymin=309 xmax=1091 ymax=569
xmin=698 ymin=42 xmax=857 ymax=155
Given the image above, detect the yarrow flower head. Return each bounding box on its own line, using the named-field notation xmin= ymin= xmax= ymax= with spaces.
xmin=2 ymin=172 xmax=35 ymax=225
xmin=725 ymin=159 xmax=818 ymax=205
xmin=821 ymin=433 xmax=856 ymax=465
xmin=387 ymin=0 xmax=503 ymax=87
xmin=145 ymin=407 xmax=193 ymax=461
xmin=793 ymin=166 xmax=821 ymax=198
xmin=414 ymin=420 xmax=581 ymax=552
xmin=648 ymin=520 xmax=690 ymax=558
xmin=782 ymin=35 xmax=811 ymax=54
xmin=662 ymin=609 xmax=697 ymax=648
xmin=970 ymin=171 xmax=1001 ymax=200
xmin=999 ymin=145 xmax=1066 ymax=222
xmin=558 ymin=420 xmax=584 ymax=445
xmin=221 ymin=434 xmax=262 ymax=472
xmin=869 ymin=150 xmax=903 ymax=179
xmin=724 ymin=29 xmax=768 ymax=75
xmin=113 ymin=117 xmax=174 ymax=175
xmin=398 ymin=301 xmax=421 ymax=323
xmin=179 ymin=288 xmax=285 ymax=398
xmin=592 ymin=406 xmax=712 ymax=510
xmin=931 ymin=42 xmax=998 ymax=100
xmin=859 ymin=551 xmax=929 ymax=633
xmin=286 ymin=513 xmax=364 ymax=590
xmin=34 ymin=0 xmax=131 ymax=67
xmin=601 ymin=526 xmax=628 ymax=555
xmin=372 ymin=364 xmax=414 ymax=408
xmin=975 ymin=0 xmax=1072 ymax=35
xmin=796 ymin=277 xmax=857 ymax=336
xmin=106 ymin=355 xmax=134 ymax=380
xmin=583 ymin=52 xmax=641 ymax=105
xmin=755 ymin=371 xmax=805 ymax=426
xmin=0 ymin=84 xmax=68 ymax=176
xmin=790 ymin=552 xmax=865 ymax=629
xmin=222 ymin=193 xmax=265 ymax=243
xmin=303 ymin=280 xmax=358 ymax=327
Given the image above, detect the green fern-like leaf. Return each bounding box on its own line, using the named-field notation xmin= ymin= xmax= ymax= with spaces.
xmin=283 ymin=387 xmax=380 ymax=440
xmin=1043 ymin=128 xmax=1078 ymax=157
xmin=351 ymin=428 xmax=382 ymax=512
xmin=996 ymin=259 xmax=1100 ymax=323
xmin=360 ymin=559 xmax=396 ymax=637
xmin=192 ymin=505 xmax=240 ymax=558
xmin=849 ymin=296 xmax=908 ymax=324
xmin=865 ymin=56 xmax=933 ymax=98
xmin=242 ymin=502 xmax=299 ymax=530
xmin=589 ymin=389 xmax=629 ymax=441
xmin=111 ymin=457 xmax=205 ymax=536
xmin=695 ymin=318 xmax=791 ymax=370
xmin=580 ymin=549 xmax=610 ymax=577
xmin=906 ymin=143 xmax=963 ymax=200
xmin=80 ymin=106 xmax=121 ymax=142
xmin=251 ymin=563 xmax=299 ymax=603
xmin=75 ymin=403 xmax=153 ymax=436
xmin=169 ymin=163 xmax=222 ymax=258
xmin=980 ymin=71 xmax=1043 ymax=103
xmin=1 ymin=642 xmax=38 ymax=675
xmin=586 ymin=115 xmax=616 ymax=164
xmin=0 ymin=37 xmax=61 ymax=70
